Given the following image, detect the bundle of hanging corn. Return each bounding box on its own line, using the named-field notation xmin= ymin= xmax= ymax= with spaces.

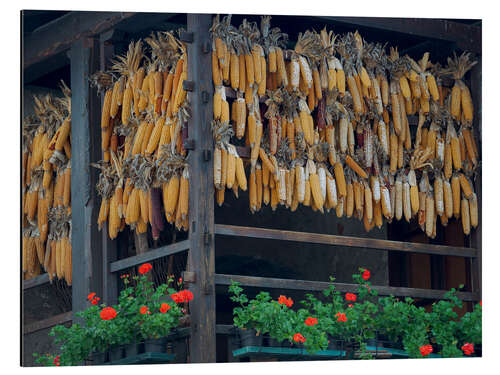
xmin=210 ymin=15 xmax=479 ymax=238
xmin=22 ymin=82 xmax=72 ymax=282
xmin=92 ymin=30 xmax=191 ymax=240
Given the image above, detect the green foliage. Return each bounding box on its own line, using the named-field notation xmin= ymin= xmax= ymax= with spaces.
xmin=228 ymin=269 xmax=482 ymax=359
xmin=34 ymin=268 xmax=187 ymax=366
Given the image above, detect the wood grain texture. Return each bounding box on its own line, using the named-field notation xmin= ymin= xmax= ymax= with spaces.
xmin=215 ymin=224 xmax=477 ymax=257
xmin=186 ymin=13 xmax=216 ymax=363
xmin=110 ymin=240 xmax=189 ymax=273
xmin=215 ymin=274 xmax=479 ymax=301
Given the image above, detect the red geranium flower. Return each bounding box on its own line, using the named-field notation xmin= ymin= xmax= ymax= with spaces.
xmin=345 ymin=293 xmax=357 ymax=302
xmin=91 ymin=297 xmax=100 ymax=305
xmin=348 ymin=304 xmax=354 ymax=308
xmin=100 ymin=307 xmax=117 ymax=320
xmin=138 ymin=263 xmax=153 ymax=274
xmin=293 ymin=333 xmax=306 ymax=343
xmin=336 ymin=312 xmax=347 ymax=322
xmin=419 ymin=345 xmax=433 ymax=357
xmin=87 ymin=292 xmax=96 ymax=301
xmin=304 ymin=317 xmax=318 ymax=326
xmin=362 ymin=269 xmax=371 ymax=280
xmin=479 ymin=301 xmax=482 ymax=307
xmin=160 ymin=303 xmax=171 ymax=313
xmin=178 ymin=277 xmax=183 ymax=284
xmin=286 ymin=297 xmax=293 ymax=308
xmin=278 ymin=295 xmax=288 ymax=305
xmin=462 ymin=343 xmax=474 ymax=356
xmin=171 ymin=292 xmax=182 ymax=303
xmin=182 ymin=290 xmax=194 ymax=302
xmin=140 ymin=306 xmax=150 ymax=315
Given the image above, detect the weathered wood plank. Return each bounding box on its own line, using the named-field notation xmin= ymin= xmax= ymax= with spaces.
xmin=23 ymin=11 xmax=135 ymax=68
xmin=470 ymin=54 xmax=482 ymax=298
xmin=22 ymin=273 xmax=50 ymax=290
xmin=110 ymin=240 xmax=190 ymax=273
xmin=23 ymin=312 xmax=72 ymax=335
xmin=215 ymin=274 xmax=479 ymax=301
xmin=186 ymin=13 xmax=216 ymax=363
xmin=70 ymin=37 xmax=103 ymax=318
xmin=215 ymin=224 xmax=477 ymax=258
xmin=316 ymin=17 xmax=481 ymax=53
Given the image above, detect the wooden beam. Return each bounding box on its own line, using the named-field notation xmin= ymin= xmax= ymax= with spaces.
xmin=215 ymin=274 xmax=479 ymax=302
xmin=215 ymin=224 xmax=477 ymax=258
xmin=22 ymin=273 xmax=49 ymax=290
xmin=470 ymin=56 xmax=482 ymax=298
xmin=317 ymin=17 xmax=481 ymax=53
xmin=186 ymin=13 xmax=216 ymax=363
xmin=23 ymin=312 xmax=72 ymax=335
xmin=70 ymin=37 xmax=103 ymax=318
xmin=110 ymin=240 xmax=190 ymax=273
xmin=23 ymin=11 xmax=135 ymax=68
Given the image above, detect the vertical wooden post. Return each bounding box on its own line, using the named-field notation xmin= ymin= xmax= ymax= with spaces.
xmin=70 ymin=37 xmax=102 ymax=316
xmin=100 ymin=31 xmax=119 ymax=305
xmin=186 ymin=13 xmax=216 ymax=363
xmin=470 ymin=54 xmax=482 ymax=299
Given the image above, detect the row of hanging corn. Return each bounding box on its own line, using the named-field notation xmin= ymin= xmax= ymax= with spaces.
xmin=22 ymin=83 xmax=72 ymax=283
xmin=210 ymin=15 xmax=479 ymax=238
xmin=93 ymin=30 xmax=190 ymax=240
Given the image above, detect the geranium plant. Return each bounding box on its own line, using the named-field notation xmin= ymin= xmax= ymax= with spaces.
xmin=229 ymin=268 xmax=482 ymax=359
xmin=34 ymin=263 xmax=191 ymax=366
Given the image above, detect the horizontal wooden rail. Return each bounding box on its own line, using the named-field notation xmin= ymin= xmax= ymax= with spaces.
xmin=110 ymin=240 xmax=189 ymax=273
xmin=23 ymin=273 xmax=50 ymax=290
xmin=215 ymin=224 xmax=477 ymax=258
xmin=23 ymin=311 xmax=73 ymax=335
xmin=215 ymin=274 xmax=479 ymax=301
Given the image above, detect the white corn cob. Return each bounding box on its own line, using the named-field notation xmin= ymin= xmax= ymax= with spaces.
xmin=339 ymin=117 xmax=348 ymax=153
xmin=434 ymin=174 xmax=444 ymax=217
xmin=403 ymin=177 xmax=411 ymax=222
xmin=318 ymin=166 xmax=327 ymax=202
xmin=364 ymin=127 xmax=373 ymax=168
xmin=348 ymin=120 xmax=355 ymax=156
xmin=378 ymin=120 xmax=389 ymax=157
xmin=370 ymin=175 xmax=380 ymax=203
xmin=395 ymin=175 xmax=403 ymax=221
xmin=444 ymin=179 xmax=453 ymax=219
xmin=296 ymin=165 xmax=305 ymax=203
xmin=327 ymin=175 xmax=338 ymax=208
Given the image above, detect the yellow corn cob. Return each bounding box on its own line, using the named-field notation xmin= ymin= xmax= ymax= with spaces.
xmin=249 ymin=167 xmax=257 ymax=212
xmin=399 ymin=76 xmax=411 ymax=99
xmin=138 ymin=189 xmax=149 ymax=224
xmin=55 ymin=119 xmax=71 ymax=152
xmin=450 ymin=83 xmax=462 ymax=120
xmin=347 ymin=75 xmax=362 ymax=114
xmin=226 ymin=148 xmax=236 ymax=189
xmin=179 ymin=169 xmax=189 ymax=221
xmin=425 ymin=193 xmax=435 ymax=237
xmin=309 ymin=172 xmax=324 ymax=212
xmin=469 ymin=193 xmax=478 ymax=228
xmin=451 ymin=175 xmax=461 ymax=219
xmin=63 ymin=167 xmax=71 ymax=207
xmin=98 ymin=198 xmax=109 ymax=230
xmin=122 ymin=82 xmax=133 ymax=125
xmin=334 ymin=162 xmax=347 ymax=198
xmin=345 ymin=155 xmax=368 ymax=179
xmin=346 ymin=181 xmax=354 ymax=218
xmin=101 ymin=89 xmax=113 ymax=128
xmin=461 ymin=197 xmax=471 ymax=235
xmin=458 ymin=173 xmax=473 ymax=199
xmin=235 ymin=156 xmax=247 ymax=191
xmin=461 ymin=83 xmax=474 ymax=124
xmin=444 ymin=179 xmax=453 ymax=219
xmin=127 ymin=188 xmax=140 ymax=224
xmin=256 ymin=164 xmax=263 ymax=210
xmin=140 ymin=122 xmax=155 ymax=154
